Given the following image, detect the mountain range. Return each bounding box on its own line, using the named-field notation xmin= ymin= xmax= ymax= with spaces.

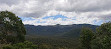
xmin=25 ymin=24 xmax=99 ymax=38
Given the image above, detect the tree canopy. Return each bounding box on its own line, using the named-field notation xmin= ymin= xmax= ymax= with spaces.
xmin=80 ymin=22 xmax=111 ymax=49
xmin=80 ymin=27 xmax=94 ymax=49
xmin=0 ymin=11 xmax=26 ymax=44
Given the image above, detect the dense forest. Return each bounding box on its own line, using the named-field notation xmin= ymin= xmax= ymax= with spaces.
xmin=0 ymin=11 xmax=111 ymax=49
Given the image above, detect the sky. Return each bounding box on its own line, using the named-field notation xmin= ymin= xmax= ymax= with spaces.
xmin=0 ymin=0 xmax=111 ymax=26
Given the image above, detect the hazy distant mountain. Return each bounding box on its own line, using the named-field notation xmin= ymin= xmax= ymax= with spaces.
xmin=25 ymin=24 xmax=99 ymax=37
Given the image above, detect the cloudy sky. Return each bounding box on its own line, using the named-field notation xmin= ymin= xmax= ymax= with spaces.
xmin=0 ymin=0 xmax=111 ymax=26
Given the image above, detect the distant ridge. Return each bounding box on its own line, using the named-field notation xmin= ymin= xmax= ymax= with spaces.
xmin=25 ymin=24 xmax=99 ymax=37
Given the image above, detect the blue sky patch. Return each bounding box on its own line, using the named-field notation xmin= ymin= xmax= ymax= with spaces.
xmin=19 ymin=16 xmax=35 ymax=21
xmin=42 ymin=15 xmax=68 ymax=20
xmin=93 ymin=20 xmax=103 ymax=25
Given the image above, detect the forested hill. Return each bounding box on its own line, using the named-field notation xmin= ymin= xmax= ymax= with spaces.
xmin=25 ymin=24 xmax=99 ymax=37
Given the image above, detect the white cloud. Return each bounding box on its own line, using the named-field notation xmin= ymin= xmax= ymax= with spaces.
xmin=0 ymin=0 xmax=111 ymax=25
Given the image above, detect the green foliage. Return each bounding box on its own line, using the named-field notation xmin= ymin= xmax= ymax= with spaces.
xmin=2 ymin=41 xmax=38 ymax=49
xmin=2 ymin=44 xmax=13 ymax=49
xmin=91 ymin=35 xmax=111 ymax=49
xmin=0 ymin=11 xmax=26 ymax=34
xmin=79 ymin=22 xmax=111 ymax=49
xmin=91 ymin=22 xmax=111 ymax=49
xmin=80 ymin=28 xmax=94 ymax=49
xmin=26 ymin=36 xmax=79 ymax=49
xmin=63 ymin=28 xmax=81 ymax=38
xmin=96 ymin=22 xmax=111 ymax=36
xmin=0 ymin=11 xmax=26 ymax=44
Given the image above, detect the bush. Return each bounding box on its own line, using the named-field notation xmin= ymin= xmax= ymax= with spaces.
xmin=2 ymin=41 xmax=38 ymax=49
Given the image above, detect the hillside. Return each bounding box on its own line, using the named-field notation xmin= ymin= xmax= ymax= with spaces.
xmin=24 ymin=24 xmax=99 ymax=49
xmin=25 ymin=24 xmax=98 ymax=37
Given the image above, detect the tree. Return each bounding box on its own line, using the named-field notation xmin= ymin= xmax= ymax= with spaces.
xmin=91 ymin=35 xmax=111 ymax=49
xmin=91 ymin=22 xmax=111 ymax=49
xmin=0 ymin=11 xmax=26 ymax=44
xmin=80 ymin=27 xmax=94 ymax=49
xmin=96 ymin=22 xmax=111 ymax=36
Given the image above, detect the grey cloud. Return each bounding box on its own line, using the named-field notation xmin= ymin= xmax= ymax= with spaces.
xmin=0 ymin=0 xmax=111 ymax=22
xmin=55 ymin=0 xmax=111 ymax=12
xmin=0 ymin=0 xmax=51 ymax=18
xmin=99 ymin=14 xmax=111 ymax=21
xmin=0 ymin=0 xmax=22 ymax=6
